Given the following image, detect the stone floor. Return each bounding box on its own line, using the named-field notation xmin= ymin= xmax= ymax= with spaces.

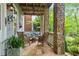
xmin=20 ymin=41 xmax=56 ymax=56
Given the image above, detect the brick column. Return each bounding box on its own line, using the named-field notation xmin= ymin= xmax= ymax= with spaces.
xmin=53 ymin=3 xmax=65 ymax=55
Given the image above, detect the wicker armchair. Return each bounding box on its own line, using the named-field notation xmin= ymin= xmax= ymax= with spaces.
xmin=24 ymin=35 xmax=37 ymax=46
xmin=24 ymin=34 xmax=31 ymax=45
xmin=38 ymin=32 xmax=49 ymax=45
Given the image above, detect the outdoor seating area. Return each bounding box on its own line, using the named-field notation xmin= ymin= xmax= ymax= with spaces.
xmin=0 ymin=3 xmax=65 ymax=56
xmin=1 ymin=3 xmax=79 ymax=56
xmin=23 ymin=32 xmax=49 ymax=46
xmin=24 ymin=32 xmax=42 ymax=45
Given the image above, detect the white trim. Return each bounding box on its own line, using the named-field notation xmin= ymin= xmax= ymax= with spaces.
xmin=0 ymin=3 xmax=7 ymax=56
xmin=22 ymin=15 xmax=24 ymax=32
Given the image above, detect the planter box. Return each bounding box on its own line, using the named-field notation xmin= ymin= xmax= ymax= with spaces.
xmin=7 ymin=48 xmax=20 ymax=56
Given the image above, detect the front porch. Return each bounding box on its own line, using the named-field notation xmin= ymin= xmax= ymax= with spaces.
xmin=0 ymin=3 xmax=65 ymax=56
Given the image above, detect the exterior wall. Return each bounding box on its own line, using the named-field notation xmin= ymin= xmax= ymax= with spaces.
xmin=0 ymin=31 xmax=1 ymax=55
xmin=24 ymin=15 xmax=32 ymax=32
xmin=0 ymin=5 xmax=1 ymax=54
xmin=0 ymin=3 xmax=7 ymax=56
xmin=6 ymin=4 xmax=23 ymax=37
xmin=0 ymin=3 xmax=23 ymax=56
xmin=13 ymin=4 xmax=23 ymax=32
xmin=6 ymin=4 xmax=14 ymax=38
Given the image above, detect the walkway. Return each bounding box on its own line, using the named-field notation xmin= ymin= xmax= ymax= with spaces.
xmin=21 ymin=41 xmax=56 ymax=56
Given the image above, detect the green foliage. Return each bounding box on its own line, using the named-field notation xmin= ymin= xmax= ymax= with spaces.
xmin=73 ymin=36 xmax=79 ymax=46
xmin=65 ymin=36 xmax=75 ymax=46
xmin=65 ymin=4 xmax=79 ymax=35
xmin=32 ymin=4 xmax=79 ymax=34
xmin=65 ymin=36 xmax=79 ymax=55
xmin=32 ymin=9 xmax=54 ymax=32
xmin=7 ymin=36 xmax=24 ymax=48
xmin=33 ymin=16 xmax=40 ymax=31
xmin=68 ymin=46 xmax=78 ymax=55
xmin=49 ymin=9 xmax=53 ymax=32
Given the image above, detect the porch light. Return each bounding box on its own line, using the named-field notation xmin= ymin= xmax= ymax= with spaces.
xmin=7 ymin=6 xmax=15 ymax=22
xmin=10 ymin=6 xmax=14 ymax=11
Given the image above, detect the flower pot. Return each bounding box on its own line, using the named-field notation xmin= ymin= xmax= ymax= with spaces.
xmin=7 ymin=48 xmax=20 ymax=56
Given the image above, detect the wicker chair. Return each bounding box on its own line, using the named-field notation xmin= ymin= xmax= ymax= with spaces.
xmin=24 ymin=34 xmax=31 ymax=46
xmin=29 ymin=38 xmax=36 ymax=43
xmin=24 ymin=35 xmax=37 ymax=46
xmin=38 ymin=32 xmax=49 ymax=45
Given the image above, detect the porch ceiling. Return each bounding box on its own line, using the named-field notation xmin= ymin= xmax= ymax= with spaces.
xmin=19 ymin=3 xmax=52 ymax=15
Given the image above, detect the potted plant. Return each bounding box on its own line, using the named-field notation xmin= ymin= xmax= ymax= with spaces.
xmin=6 ymin=36 xmax=24 ymax=56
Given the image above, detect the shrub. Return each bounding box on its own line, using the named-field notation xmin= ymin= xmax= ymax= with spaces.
xmin=68 ymin=46 xmax=78 ymax=55
xmin=65 ymin=36 xmax=75 ymax=46
xmin=73 ymin=36 xmax=79 ymax=46
xmin=65 ymin=36 xmax=79 ymax=55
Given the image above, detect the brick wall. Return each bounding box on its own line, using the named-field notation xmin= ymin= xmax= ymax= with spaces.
xmin=24 ymin=15 xmax=32 ymax=32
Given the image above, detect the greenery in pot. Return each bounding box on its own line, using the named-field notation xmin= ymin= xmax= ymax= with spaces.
xmin=7 ymin=36 xmax=24 ymax=48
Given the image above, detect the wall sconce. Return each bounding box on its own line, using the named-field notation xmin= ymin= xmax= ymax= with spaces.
xmin=7 ymin=4 xmax=15 ymax=23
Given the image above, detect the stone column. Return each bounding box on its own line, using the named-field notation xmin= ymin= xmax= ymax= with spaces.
xmin=40 ymin=15 xmax=44 ymax=33
xmin=44 ymin=8 xmax=49 ymax=32
xmin=53 ymin=3 xmax=65 ymax=55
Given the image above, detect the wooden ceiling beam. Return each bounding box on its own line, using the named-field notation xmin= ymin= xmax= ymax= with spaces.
xmin=20 ymin=7 xmax=46 ymax=13
xmin=20 ymin=6 xmax=46 ymax=10
xmin=23 ymin=13 xmax=44 ymax=15
xmin=22 ymin=9 xmax=45 ymax=12
xmin=18 ymin=3 xmax=51 ymax=15
xmin=21 ymin=6 xmax=47 ymax=13
xmin=19 ymin=3 xmax=47 ymax=7
xmin=23 ymin=11 xmax=44 ymax=15
xmin=23 ymin=10 xmax=44 ymax=13
xmin=23 ymin=12 xmax=44 ymax=14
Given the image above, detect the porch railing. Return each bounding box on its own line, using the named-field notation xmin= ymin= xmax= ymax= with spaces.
xmin=47 ymin=32 xmax=54 ymax=48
